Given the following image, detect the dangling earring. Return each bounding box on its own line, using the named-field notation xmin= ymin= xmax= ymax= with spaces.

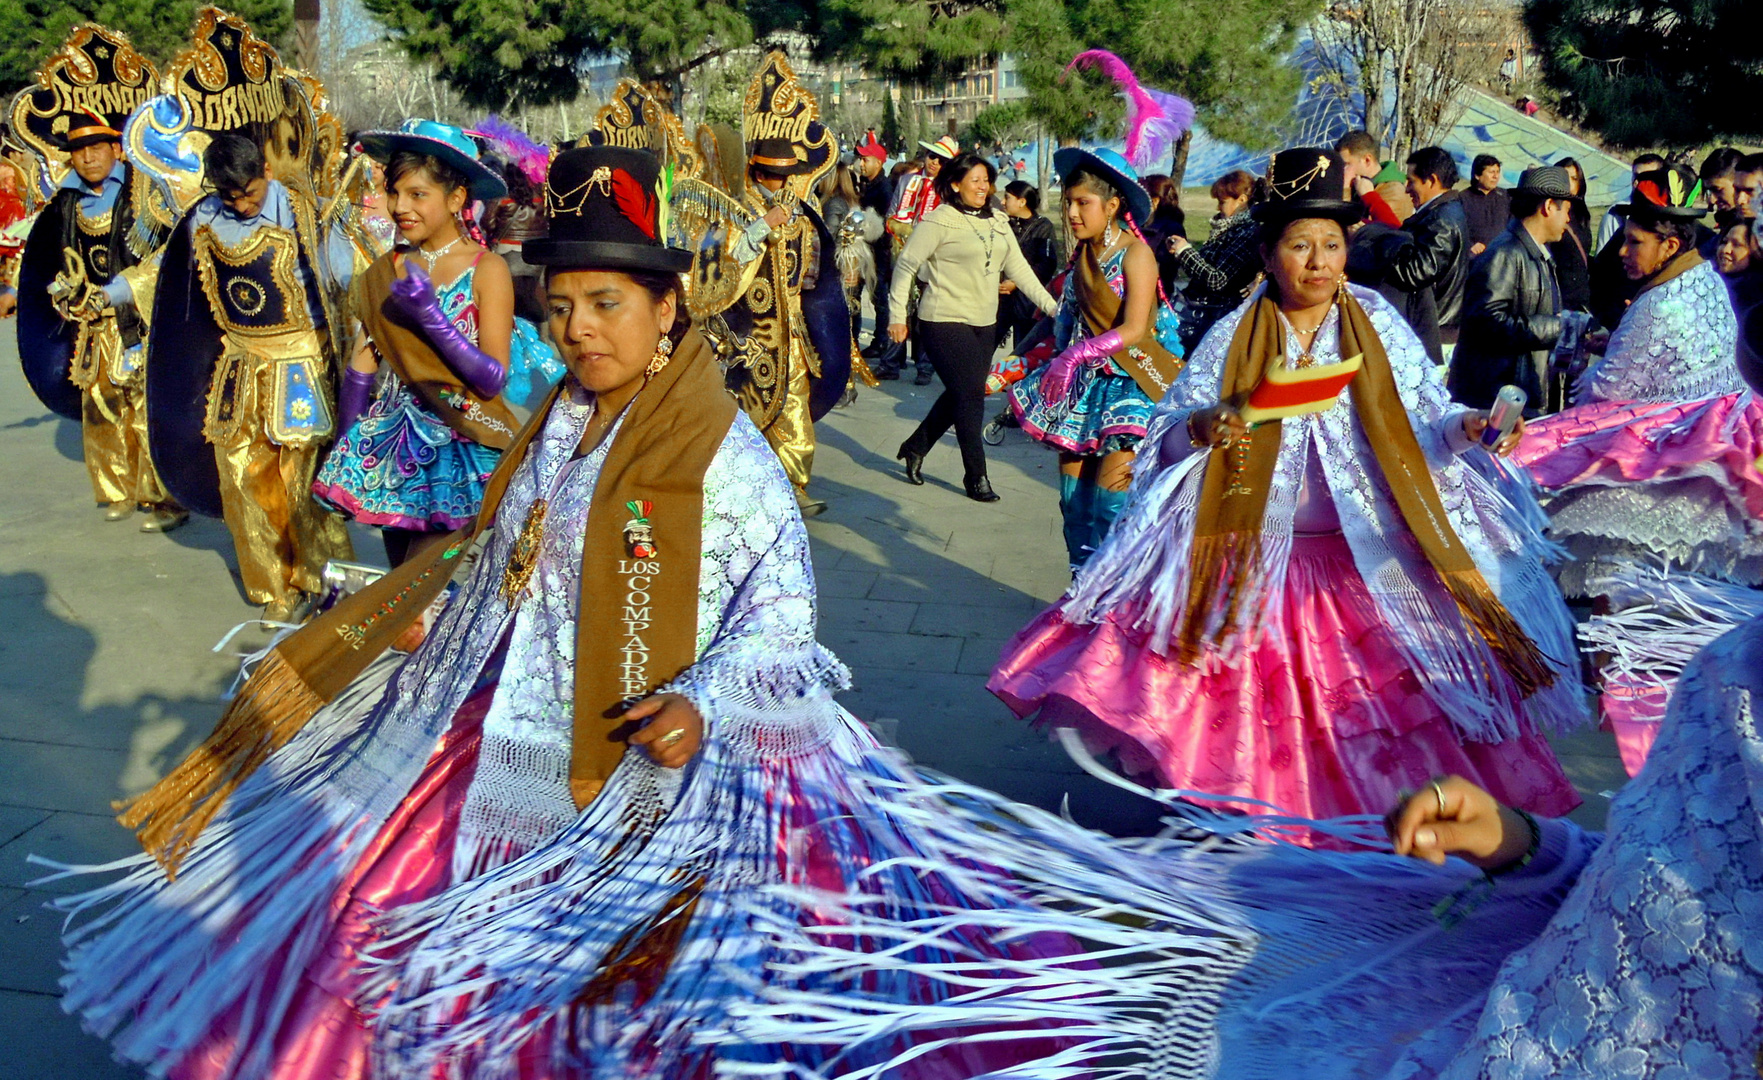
xmin=644 ymin=334 xmax=674 ymax=379
xmin=1336 ymin=272 xmax=1350 ymax=304
xmin=1103 ymin=222 xmax=1120 ymax=250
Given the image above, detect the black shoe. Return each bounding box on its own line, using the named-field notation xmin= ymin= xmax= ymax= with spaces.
xmin=875 ymin=365 xmax=902 ymax=380
xmin=913 ymin=369 xmax=934 ymax=386
xmin=896 ymin=445 xmax=925 ymax=485
xmin=964 ymin=476 xmax=1000 ymax=502
xmin=861 ymin=341 xmax=884 ymax=358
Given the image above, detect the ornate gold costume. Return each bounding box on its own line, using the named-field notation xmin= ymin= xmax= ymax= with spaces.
xmin=724 ymin=191 xmax=822 ymax=491
xmin=63 ymin=193 xmax=172 ymax=508
xmin=672 ymin=53 xmax=844 ymax=503
xmin=190 ymin=215 xmax=350 ymax=607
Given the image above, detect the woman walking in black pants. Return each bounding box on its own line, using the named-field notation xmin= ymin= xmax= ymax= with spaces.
xmin=887 ymin=152 xmax=1058 ymax=501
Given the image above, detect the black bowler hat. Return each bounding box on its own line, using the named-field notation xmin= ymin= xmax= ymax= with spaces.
xmin=55 ymin=108 xmax=122 ymax=153
xmin=525 ymin=145 xmax=693 ymax=273
xmin=1616 ymin=164 xmax=1709 ymax=223
xmin=747 ymin=137 xmax=811 ymax=175
xmin=1253 ymin=146 xmax=1359 ymax=227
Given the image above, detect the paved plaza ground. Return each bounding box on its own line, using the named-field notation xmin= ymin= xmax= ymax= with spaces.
xmin=0 ymin=333 xmax=1627 ymax=1077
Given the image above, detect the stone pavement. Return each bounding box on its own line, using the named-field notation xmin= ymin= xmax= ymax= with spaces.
xmin=0 ymin=332 xmax=1625 ymax=1077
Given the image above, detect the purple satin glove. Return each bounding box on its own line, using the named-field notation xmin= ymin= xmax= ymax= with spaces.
xmin=337 ymin=366 xmax=376 ymax=434
xmin=388 ymin=259 xmax=507 ymax=399
xmin=1038 ymin=328 xmax=1125 ymax=404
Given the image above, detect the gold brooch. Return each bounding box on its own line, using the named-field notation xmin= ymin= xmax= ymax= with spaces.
xmin=500 ymin=498 xmax=549 ymax=607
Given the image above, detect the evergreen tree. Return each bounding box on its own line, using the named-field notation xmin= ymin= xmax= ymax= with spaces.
xmin=806 ymin=0 xmax=1005 ymax=85
xmin=1 ymin=0 xmax=293 ymax=93
xmin=880 ymin=87 xmax=902 ymax=153
xmin=798 ymin=0 xmax=1317 ymax=178
xmin=359 ymin=0 xmax=753 ymax=109
xmin=1524 ymin=0 xmax=1763 ymax=148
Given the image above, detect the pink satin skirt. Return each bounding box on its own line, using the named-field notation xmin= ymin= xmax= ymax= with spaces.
xmin=171 ymin=686 xmax=498 ymax=1080
xmin=989 ymin=533 xmax=1582 ymax=822
xmin=1514 ymin=393 xmax=1763 ymax=510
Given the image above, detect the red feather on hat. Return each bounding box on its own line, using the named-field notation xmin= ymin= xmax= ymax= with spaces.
xmin=611 ymin=168 xmax=657 ymax=239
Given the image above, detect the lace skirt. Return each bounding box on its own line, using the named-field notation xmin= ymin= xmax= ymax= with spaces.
xmin=1009 ymin=363 xmax=1152 ymax=456
xmin=1514 ymin=393 xmax=1763 ymax=595
xmin=989 ymin=532 xmax=1583 ymax=823
xmin=314 ymin=379 xmax=502 ymax=532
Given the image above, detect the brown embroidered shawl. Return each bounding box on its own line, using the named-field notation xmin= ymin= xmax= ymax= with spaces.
xmin=1074 ymin=239 xmax=1184 ymax=401
xmin=121 ymin=328 xmax=737 ymax=871
xmin=1176 ymin=288 xmax=1556 ymax=697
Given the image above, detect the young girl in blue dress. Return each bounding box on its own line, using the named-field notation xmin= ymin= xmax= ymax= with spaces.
xmin=1010 ymin=147 xmax=1186 ymax=570
xmin=314 ymin=120 xmax=521 ymax=566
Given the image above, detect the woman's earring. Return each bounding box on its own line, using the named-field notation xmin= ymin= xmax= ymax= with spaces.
xmin=644 ymin=335 xmax=675 ymax=379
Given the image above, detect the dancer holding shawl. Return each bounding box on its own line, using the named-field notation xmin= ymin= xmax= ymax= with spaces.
xmin=992 ymin=147 xmax=1587 ymax=823
xmin=39 ymin=145 xmax=1100 ymax=1080
xmin=312 ymin=120 xmax=519 ymax=567
xmin=1512 ymin=164 xmax=1752 ymax=774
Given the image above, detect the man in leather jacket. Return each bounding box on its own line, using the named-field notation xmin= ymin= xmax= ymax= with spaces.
xmin=1375 ymin=146 xmax=1469 ymax=360
xmin=1449 ymin=167 xmax=1572 ymax=410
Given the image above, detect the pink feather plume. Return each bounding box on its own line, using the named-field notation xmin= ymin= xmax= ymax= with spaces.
xmin=470 ymin=115 xmax=550 ymax=187
xmin=1064 ymin=49 xmax=1196 ymax=170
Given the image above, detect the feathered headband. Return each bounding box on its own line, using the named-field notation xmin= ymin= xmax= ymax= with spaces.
xmin=1063 ymin=50 xmax=1195 ymax=171
xmin=470 ymin=115 xmax=550 ymax=187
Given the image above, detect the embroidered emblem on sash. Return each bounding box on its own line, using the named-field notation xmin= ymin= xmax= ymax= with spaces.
xmin=269 ymin=356 xmax=334 ymax=445
xmin=622 ymin=499 xmax=656 ymax=558
xmin=617 ymin=501 xmax=661 ymax=700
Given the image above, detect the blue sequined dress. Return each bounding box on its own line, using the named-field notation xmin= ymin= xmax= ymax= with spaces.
xmin=1008 ymin=244 xmax=1183 ymax=455
xmin=314 ymin=262 xmax=504 ymax=531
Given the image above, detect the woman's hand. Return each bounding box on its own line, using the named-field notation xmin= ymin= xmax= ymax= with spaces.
xmin=999 ymin=281 xmax=1017 ymax=295
xmin=1166 ymin=235 xmax=1189 ymax=255
xmin=1386 ymin=775 xmax=1531 ymax=869
xmin=624 ymin=693 xmax=705 ymax=768
xmin=1461 ymin=411 xmax=1526 ymax=456
xmin=1188 ymin=405 xmax=1248 ymax=449
xmin=1583 ymin=328 xmax=1611 ymax=355
xmin=888 ymin=322 xmax=909 ymax=343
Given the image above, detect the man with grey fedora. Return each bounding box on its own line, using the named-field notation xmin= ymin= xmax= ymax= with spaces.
xmin=1449 ymin=165 xmax=1574 ymax=411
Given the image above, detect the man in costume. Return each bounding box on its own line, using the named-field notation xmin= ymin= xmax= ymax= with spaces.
xmin=149 ymin=132 xmax=357 ymax=621
xmin=725 ymin=134 xmax=848 ymax=516
xmin=688 ymin=55 xmax=848 ymax=519
xmin=885 ymin=135 xmax=959 ymax=383
xmin=12 ymin=97 xmax=186 ymax=530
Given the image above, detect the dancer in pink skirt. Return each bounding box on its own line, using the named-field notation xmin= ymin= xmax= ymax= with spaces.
xmin=991 ymin=147 xmax=1588 ymax=824
xmin=1513 ymin=164 xmax=1751 ymax=775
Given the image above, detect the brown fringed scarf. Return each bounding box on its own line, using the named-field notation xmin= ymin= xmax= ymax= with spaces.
xmin=358 ymin=252 xmax=520 ymax=450
xmin=1076 ymin=240 xmax=1184 ymax=400
xmin=1175 ymin=289 xmax=1557 ymax=697
xmin=120 ymin=329 xmax=737 ymax=872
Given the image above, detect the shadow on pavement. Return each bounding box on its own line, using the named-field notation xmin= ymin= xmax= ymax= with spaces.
xmin=799 ymin=469 xmax=1168 ymax=838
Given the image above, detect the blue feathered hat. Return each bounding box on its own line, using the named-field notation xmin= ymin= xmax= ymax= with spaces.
xmin=1053 ymin=145 xmax=1153 ymax=227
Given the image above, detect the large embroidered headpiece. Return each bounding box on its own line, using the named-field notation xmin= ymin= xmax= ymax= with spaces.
xmin=741 ymin=52 xmax=834 ymax=194
xmin=525 ymin=145 xmax=693 ymax=273
xmin=582 ymin=79 xmax=703 ymax=181
xmin=9 ymin=25 xmax=156 ymax=167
